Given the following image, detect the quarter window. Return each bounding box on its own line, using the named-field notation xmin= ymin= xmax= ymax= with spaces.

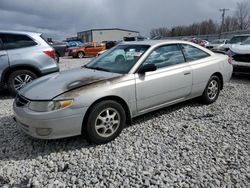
xmin=181 ymin=44 xmax=210 ymax=61
xmin=143 ymin=44 xmax=185 ymax=69
xmin=1 ymin=34 xmax=37 ymax=50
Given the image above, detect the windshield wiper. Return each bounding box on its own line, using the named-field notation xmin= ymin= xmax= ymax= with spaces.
xmin=84 ymin=66 xmax=110 ymax=72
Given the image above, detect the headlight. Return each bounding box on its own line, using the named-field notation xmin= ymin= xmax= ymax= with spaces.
xmin=28 ymin=100 xmax=73 ymax=112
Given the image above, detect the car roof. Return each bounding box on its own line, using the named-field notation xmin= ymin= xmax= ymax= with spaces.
xmin=0 ymin=30 xmax=42 ymax=36
xmin=232 ymin=34 xmax=250 ymax=37
xmin=121 ymin=39 xmax=194 ymax=46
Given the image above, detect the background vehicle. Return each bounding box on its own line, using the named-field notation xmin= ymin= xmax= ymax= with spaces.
xmin=227 ymin=38 xmax=250 ymax=74
xmin=64 ymin=41 xmax=83 ymax=47
xmin=207 ymin=39 xmax=228 ymax=51
xmin=68 ymin=42 xmax=106 ymax=58
xmin=51 ymin=42 xmax=68 ymax=63
xmin=223 ymin=34 xmax=250 ymax=51
xmin=0 ymin=30 xmax=59 ymax=94
xmin=14 ymin=40 xmax=232 ymax=144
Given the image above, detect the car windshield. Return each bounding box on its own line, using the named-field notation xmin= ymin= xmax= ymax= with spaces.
xmin=228 ymin=36 xmax=250 ymax=44
xmin=85 ymin=44 xmax=150 ymax=74
xmin=241 ymin=38 xmax=250 ymax=45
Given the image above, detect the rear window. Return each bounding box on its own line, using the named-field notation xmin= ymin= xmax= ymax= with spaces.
xmin=181 ymin=44 xmax=210 ymax=61
xmin=1 ymin=34 xmax=37 ymax=50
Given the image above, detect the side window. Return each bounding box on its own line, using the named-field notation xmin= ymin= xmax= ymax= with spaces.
xmin=96 ymin=43 xmax=104 ymax=47
xmin=1 ymin=34 xmax=37 ymax=50
xmin=181 ymin=44 xmax=210 ymax=61
xmin=85 ymin=43 xmax=94 ymax=48
xmin=143 ymin=44 xmax=185 ymax=69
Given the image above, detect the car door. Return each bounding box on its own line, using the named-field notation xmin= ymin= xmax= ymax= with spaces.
xmin=84 ymin=43 xmax=96 ymax=56
xmin=135 ymin=44 xmax=192 ymax=113
xmin=0 ymin=35 xmax=9 ymax=84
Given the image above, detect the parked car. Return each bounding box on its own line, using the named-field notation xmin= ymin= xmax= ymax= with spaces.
xmin=96 ymin=41 xmax=119 ymax=56
xmin=51 ymin=42 xmax=68 ymax=63
xmin=227 ymin=38 xmax=250 ymax=74
xmin=13 ymin=40 xmax=232 ymax=144
xmin=223 ymin=34 xmax=250 ymax=51
xmin=64 ymin=41 xmax=82 ymax=47
xmin=68 ymin=42 xmax=106 ymax=58
xmin=0 ymin=30 xmax=59 ymax=94
xmin=207 ymin=39 xmax=229 ymax=51
xmin=200 ymin=40 xmax=209 ymax=48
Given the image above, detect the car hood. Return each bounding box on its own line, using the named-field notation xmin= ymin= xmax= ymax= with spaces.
xmin=230 ymin=44 xmax=250 ymax=54
xmin=19 ymin=68 xmax=121 ymax=100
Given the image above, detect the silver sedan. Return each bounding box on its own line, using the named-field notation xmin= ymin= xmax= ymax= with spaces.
xmin=13 ymin=40 xmax=233 ymax=144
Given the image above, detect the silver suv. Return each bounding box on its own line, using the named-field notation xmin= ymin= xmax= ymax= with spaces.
xmin=0 ymin=30 xmax=59 ymax=94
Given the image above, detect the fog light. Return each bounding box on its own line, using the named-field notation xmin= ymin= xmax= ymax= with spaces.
xmin=36 ymin=128 xmax=52 ymax=136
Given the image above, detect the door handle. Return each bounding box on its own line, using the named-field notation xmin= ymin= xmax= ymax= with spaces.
xmin=183 ymin=71 xmax=191 ymax=75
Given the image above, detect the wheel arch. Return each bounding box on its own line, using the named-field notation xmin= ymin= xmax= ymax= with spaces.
xmin=211 ymin=72 xmax=223 ymax=90
xmin=82 ymin=95 xmax=132 ymax=133
xmin=1 ymin=65 xmax=41 ymax=84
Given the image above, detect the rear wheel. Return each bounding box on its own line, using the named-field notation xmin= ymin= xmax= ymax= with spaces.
xmin=200 ymin=75 xmax=220 ymax=104
xmin=7 ymin=70 xmax=37 ymax=95
xmin=77 ymin=51 xmax=85 ymax=58
xmin=85 ymin=100 xmax=126 ymax=144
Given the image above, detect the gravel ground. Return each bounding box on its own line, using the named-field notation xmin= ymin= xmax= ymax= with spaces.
xmin=0 ymin=58 xmax=249 ymax=187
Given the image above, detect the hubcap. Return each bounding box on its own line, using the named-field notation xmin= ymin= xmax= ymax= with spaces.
xmin=207 ymin=80 xmax=219 ymax=100
xmin=95 ymin=108 xmax=120 ymax=138
xmin=14 ymin=74 xmax=33 ymax=91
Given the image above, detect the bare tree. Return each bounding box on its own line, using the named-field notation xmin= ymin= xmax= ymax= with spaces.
xmin=235 ymin=1 xmax=250 ymax=30
xmin=223 ymin=16 xmax=239 ymax=32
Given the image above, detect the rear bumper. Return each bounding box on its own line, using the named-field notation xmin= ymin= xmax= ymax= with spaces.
xmin=40 ymin=64 xmax=60 ymax=76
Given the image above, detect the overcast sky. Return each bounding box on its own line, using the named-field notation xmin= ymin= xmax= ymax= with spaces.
xmin=0 ymin=0 xmax=241 ymax=40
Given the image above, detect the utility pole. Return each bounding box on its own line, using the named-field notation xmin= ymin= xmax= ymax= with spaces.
xmin=219 ymin=8 xmax=229 ymax=38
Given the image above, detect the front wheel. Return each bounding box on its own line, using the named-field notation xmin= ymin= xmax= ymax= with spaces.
xmin=7 ymin=70 xmax=37 ymax=95
xmin=77 ymin=51 xmax=85 ymax=58
xmin=200 ymin=75 xmax=220 ymax=104
xmin=85 ymin=100 xmax=126 ymax=144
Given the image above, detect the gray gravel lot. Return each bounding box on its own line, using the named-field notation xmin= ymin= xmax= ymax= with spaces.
xmin=0 ymin=57 xmax=249 ymax=187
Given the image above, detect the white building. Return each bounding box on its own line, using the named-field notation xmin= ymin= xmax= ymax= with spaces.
xmin=77 ymin=28 xmax=140 ymax=43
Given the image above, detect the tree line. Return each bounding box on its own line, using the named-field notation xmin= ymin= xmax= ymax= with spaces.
xmin=150 ymin=1 xmax=250 ymax=38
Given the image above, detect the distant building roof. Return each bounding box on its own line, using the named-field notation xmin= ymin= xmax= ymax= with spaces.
xmin=78 ymin=28 xmax=139 ymax=34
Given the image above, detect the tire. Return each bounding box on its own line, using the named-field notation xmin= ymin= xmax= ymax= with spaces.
xmin=200 ymin=75 xmax=221 ymax=104
xmin=85 ymin=100 xmax=126 ymax=144
xmin=7 ymin=70 xmax=37 ymax=95
xmin=115 ymin=55 xmax=125 ymax=63
xmin=77 ymin=51 xmax=85 ymax=59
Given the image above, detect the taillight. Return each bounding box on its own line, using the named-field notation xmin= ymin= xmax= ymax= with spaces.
xmin=228 ymin=57 xmax=232 ymax=64
xmin=64 ymin=46 xmax=68 ymax=52
xmin=43 ymin=50 xmax=56 ymax=60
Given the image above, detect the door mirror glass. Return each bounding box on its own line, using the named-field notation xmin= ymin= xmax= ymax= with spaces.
xmin=138 ymin=64 xmax=157 ymax=74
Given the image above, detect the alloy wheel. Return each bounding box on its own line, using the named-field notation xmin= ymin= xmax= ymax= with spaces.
xmin=14 ymin=74 xmax=33 ymax=91
xmin=94 ymin=108 xmax=120 ymax=138
xmin=207 ymin=80 xmax=219 ymax=100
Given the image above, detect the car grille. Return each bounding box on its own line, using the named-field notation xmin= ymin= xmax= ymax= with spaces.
xmin=15 ymin=94 xmax=30 ymax=107
xmin=233 ymin=54 xmax=250 ymax=63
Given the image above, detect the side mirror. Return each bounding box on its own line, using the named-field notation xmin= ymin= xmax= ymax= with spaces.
xmin=138 ymin=64 xmax=157 ymax=74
